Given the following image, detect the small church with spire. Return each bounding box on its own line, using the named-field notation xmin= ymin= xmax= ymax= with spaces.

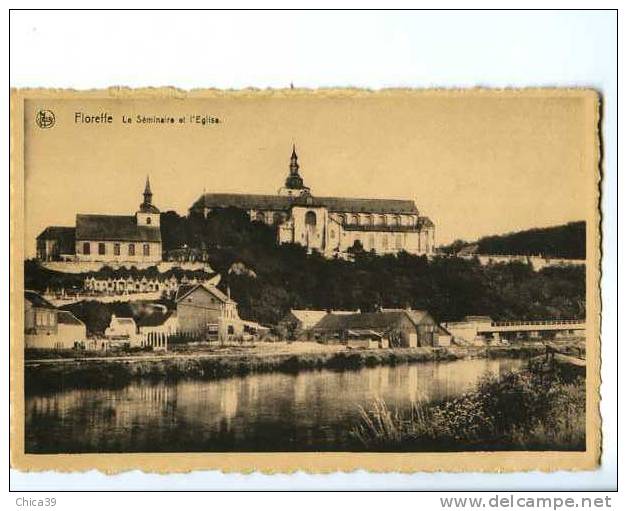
xmin=36 ymin=177 xmax=163 ymax=263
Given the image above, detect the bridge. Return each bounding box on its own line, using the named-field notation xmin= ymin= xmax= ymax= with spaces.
xmin=482 ymin=319 xmax=585 ymax=334
xmin=442 ymin=317 xmax=586 ymax=344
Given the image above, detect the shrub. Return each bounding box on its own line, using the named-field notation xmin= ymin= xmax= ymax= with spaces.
xmin=352 ymin=364 xmax=585 ymax=451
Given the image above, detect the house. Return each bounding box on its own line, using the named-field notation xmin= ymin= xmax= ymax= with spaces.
xmin=311 ymin=309 xmax=442 ymax=348
xmin=346 ymin=329 xmax=388 ymax=350
xmin=278 ymin=309 xmax=360 ymax=340
xmin=175 ymin=283 xmax=242 ymax=341
xmin=83 ymin=271 xmax=214 ymax=297
xmin=442 ymin=316 xmax=495 ymax=345
xmin=104 ymin=315 xmax=140 ymax=346
xmin=24 ymin=290 xmax=86 ymax=349
xmin=137 ymin=310 xmax=178 ymax=350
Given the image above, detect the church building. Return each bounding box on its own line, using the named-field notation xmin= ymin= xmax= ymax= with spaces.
xmin=37 ymin=178 xmax=162 ymax=263
xmin=189 ymin=146 xmax=435 ymax=257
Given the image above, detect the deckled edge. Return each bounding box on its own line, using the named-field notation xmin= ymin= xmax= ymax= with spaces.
xmin=9 ymin=87 xmax=603 ymax=476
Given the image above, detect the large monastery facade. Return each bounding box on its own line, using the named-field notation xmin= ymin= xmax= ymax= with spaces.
xmin=190 ymin=146 xmax=435 ymax=257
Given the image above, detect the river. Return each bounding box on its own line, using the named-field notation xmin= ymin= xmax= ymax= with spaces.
xmin=25 ymin=357 xmax=525 ymax=453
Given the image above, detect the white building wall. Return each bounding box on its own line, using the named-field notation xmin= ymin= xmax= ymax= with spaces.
xmin=75 ymin=240 xmax=162 ymax=263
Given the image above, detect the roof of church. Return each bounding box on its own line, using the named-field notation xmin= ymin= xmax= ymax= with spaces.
xmin=191 ymin=193 xmax=419 ymax=215
xmin=37 ymin=226 xmax=76 ymax=240
xmin=75 ymin=214 xmax=161 ymax=242
xmin=139 ymin=202 xmax=160 ymax=214
xmin=341 ymin=224 xmax=421 ymax=233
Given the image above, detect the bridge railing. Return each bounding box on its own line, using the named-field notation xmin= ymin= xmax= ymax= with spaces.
xmin=491 ymin=319 xmax=585 ymax=327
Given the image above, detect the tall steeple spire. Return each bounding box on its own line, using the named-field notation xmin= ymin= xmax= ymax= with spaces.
xmin=285 ymin=144 xmax=305 ymax=190
xmin=290 ymin=144 xmax=299 ymax=175
xmin=143 ymin=175 xmax=153 ymax=205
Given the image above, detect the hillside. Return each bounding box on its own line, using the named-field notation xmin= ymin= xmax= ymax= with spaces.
xmin=163 ymin=209 xmax=586 ymax=325
xmin=25 ymin=210 xmax=586 ymax=333
xmin=443 ymin=221 xmax=586 ymax=260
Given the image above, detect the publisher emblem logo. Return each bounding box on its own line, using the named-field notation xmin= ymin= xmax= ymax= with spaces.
xmin=36 ymin=110 xmax=56 ymax=129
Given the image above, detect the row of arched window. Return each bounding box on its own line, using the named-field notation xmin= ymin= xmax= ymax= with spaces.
xmin=253 ymin=211 xmax=288 ymax=224
xmin=250 ymin=210 xmax=416 ymax=228
xmin=337 ymin=213 xmax=412 ymax=227
xmin=355 ymin=233 xmax=405 ymax=251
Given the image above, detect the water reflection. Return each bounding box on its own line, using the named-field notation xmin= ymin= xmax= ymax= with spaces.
xmin=26 ymin=358 xmax=524 ymax=453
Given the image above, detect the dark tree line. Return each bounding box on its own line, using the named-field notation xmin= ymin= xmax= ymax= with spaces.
xmin=160 ymin=209 xmax=586 ymax=326
xmin=24 ymin=209 xmax=586 ymax=332
xmin=441 ymin=221 xmax=586 ymax=260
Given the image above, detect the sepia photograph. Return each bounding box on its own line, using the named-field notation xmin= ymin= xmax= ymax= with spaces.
xmin=9 ymin=88 xmax=601 ymax=474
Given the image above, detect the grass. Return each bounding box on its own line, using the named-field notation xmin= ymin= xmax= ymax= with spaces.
xmin=352 ymin=360 xmax=586 ymax=451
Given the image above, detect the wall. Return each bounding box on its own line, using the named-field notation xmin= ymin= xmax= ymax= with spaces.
xmin=291 ymin=206 xmax=329 ymax=253
xmin=177 ymin=287 xmax=223 ymax=334
xmin=347 ymin=339 xmax=380 ymax=349
xmin=41 ymin=260 xmax=211 ymax=274
xmin=25 ymin=323 xmax=86 ymax=349
xmin=337 ymin=229 xmax=424 ymax=255
xmin=24 ymin=302 xmax=57 ymax=335
xmin=442 ymin=322 xmax=479 ymax=344
xmin=75 ymin=240 xmax=162 ymax=263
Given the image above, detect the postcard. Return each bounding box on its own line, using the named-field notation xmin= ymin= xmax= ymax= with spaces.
xmin=10 ymin=88 xmax=601 ymax=473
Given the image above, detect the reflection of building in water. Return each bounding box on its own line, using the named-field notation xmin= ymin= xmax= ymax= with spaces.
xmin=219 ymin=381 xmax=240 ymax=425
xmin=292 ymin=374 xmax=307 ymax=406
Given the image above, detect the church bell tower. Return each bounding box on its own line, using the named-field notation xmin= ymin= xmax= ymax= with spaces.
xmin=136 ymin=176 xmax=161 ymax=227
xmin=278 ymin=145 xmax=311 ymax=197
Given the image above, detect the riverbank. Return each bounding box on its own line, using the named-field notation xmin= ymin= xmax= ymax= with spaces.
xmin=23 ymin=341 xmax=562 ymax=393
xmin=352 ymin=360 xmax=586 ymax=451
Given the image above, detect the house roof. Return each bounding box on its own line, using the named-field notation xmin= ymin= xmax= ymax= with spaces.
xmin=313 ymin=311 xmax=411 ymax=332
xmin=24 ymin=290 xmax=56 ymax=310
xmin=457 ymin=243 xmax=479 ymax=256
xmin=137 ymin=310 xmax=176 ymax=327
xmin=379 ymin=308 xmax=430 ymax=325
xmin=419 ymin=216 xmax=435 ymax=228
xmin=289 ymin=310 xmax=329 ymax=326
xmin=347 ymin=329 xmax=383 ymax=338
xmin=174 ymin=283 xmax=234 ymax=304
xmin=113 ymin=317 xmax=136 ymax=326
xmin=174 ymin=284 xmax=196 ymax=302
xmin=57 ymin=310 xmax=84 ymax=326
xmin=75 ymin=214 xmax=161 ymax=242
xmin=314 ymin=310 xmax=433 ymax=332
xmin=191 ymin=193 xmax=419 ymax=215
xmin=464 ymin=315 xmax=494 ymax=323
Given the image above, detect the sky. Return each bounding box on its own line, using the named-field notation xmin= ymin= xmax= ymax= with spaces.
xmin=22 ymin=90 xmax=597 ymax=257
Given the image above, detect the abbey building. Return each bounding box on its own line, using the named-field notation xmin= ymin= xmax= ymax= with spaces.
xmin=189 ymin=147 xmax=435 ymax=257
